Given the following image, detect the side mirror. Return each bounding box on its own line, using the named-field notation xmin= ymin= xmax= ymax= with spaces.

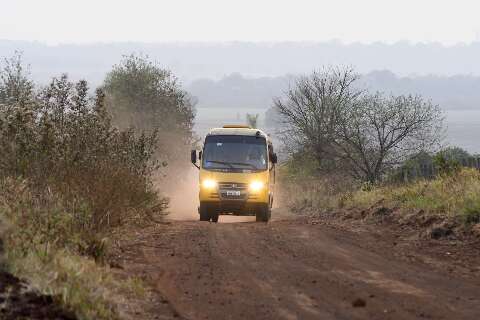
xmin=271 ymin=153 xmax=278 ymax=164
xmin=191 ymin=150 xmax=200 ymax=169
xmin=191 ymin=150 xmax=197 ymax=164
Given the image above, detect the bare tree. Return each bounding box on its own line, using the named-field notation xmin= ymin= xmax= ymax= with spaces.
xmin=337 ymin=94 xmax=444 ymax=182
xmin=274 ymin=66 xmax=361 ymax=171
xmin=275 ymin=67 xmax=444 ymax=182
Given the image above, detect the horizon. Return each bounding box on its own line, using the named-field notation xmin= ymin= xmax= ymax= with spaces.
xmin=2 ymin=40 xmax=480 ymax=85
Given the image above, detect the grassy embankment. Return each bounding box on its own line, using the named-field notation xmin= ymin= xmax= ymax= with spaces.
xmin=0 ymin=179 xmax=150 ymax=319
xmin=282 ymin=166 xmax=480 ymax=229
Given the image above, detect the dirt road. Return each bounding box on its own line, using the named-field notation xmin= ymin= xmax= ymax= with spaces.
xmin=119 ymin=213 xmax=480 ymax=320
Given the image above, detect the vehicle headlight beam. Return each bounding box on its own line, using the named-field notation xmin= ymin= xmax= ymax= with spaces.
xmin=249 ymin=181 xmax=264 ymax=193
xmin=202 ymin=179 xmax=217 ymax=189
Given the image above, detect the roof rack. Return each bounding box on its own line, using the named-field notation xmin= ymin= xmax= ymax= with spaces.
xmin=222 ymin=125 xmax=251 ymax=129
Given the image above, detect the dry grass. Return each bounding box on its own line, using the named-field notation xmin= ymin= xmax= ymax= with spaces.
xmin=278 ymin=168 xmax=356 ymax=214
xmin=0 ymin=179 xmax=148 ymax=319
xmin=344 ymin=168 xmax=480 ymax=224
xmin=285 ymin=167 xmax=480 ymax=226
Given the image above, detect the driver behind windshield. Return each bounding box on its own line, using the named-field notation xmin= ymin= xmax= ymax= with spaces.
xmin=246 ymin=146 xmax=266 ymax=169
xmin=203 ymin=135 xmax=268 ymax=171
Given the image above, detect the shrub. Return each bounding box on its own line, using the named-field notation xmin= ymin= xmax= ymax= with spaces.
xmin=0 ymin=178 xmax=151 ymax=319
xmin=103 ymin=54 xmax=196 ymax=169
xmin=462 ymin=199 xmax=480 ymax=225
xmin=0 ymin=68 xmax=165 ymax=232
xmin=0 ymin=53 xmax=164 ymax=318
xmin=433 ymin=151 xmax=461 ymax=176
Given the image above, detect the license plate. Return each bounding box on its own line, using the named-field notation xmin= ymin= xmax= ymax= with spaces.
xmin=226 ymin=190 xmax=241 ymax=196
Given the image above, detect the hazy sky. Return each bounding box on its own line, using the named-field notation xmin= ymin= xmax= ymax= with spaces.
xmin=1 ymin=0 xmax=480 ymax=44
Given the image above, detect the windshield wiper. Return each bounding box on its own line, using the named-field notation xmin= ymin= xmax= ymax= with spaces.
xmin=205 ymin=160 xmax=235 ymax=169
xmin=205 ymin=160 xmax=259 ymax=170
xmin=227 ymin=162 xmax=259 ymax=170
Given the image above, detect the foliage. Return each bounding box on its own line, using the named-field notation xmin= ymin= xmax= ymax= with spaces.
xmin=284 ymin=152 xmax=480 ymax=226
xmin=264 ymin=106 xmax=282 ymax=129
xmin=0 ymin=52 xmax=165 ymax=319
xmin=438 ymin=146 xmax=471 ymax=161
xmin=463 ymin=199 xmax=480 ymax=225
xmin=433 ymin=152 xmax=461 ymax=176
xmin=0 ymin=178 xmax=151 ymax=320
xmin=275 ymin=66 xmax=444 ymax=183
xmin=246 ymin=113 xmax=259 ymax=128
xmin=103 ymin=54 xmax=195 ymax=164
xmin=0 ymin=51 xmax=35 ymax=106
xmin=278 ymin=162 xmax=356 ymax=212
xmin=344 ymin=168 xmax=480 ymax=225
xmin=0 ymin=54 xmax=165 ymax=231
xmin=388 ymin=151 xmax=436 ymax=183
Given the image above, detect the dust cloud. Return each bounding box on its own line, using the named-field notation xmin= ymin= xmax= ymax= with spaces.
xmin=162 ymin=166 xmax=200 ymax=221
xmin=162 ymin=167 xmax=255 ymax=223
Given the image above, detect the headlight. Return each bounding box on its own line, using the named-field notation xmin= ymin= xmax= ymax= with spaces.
xmin=249 ymin=181 xmax=264 ymax=192
xmin=202 ymin=179 xmax=217 ymax=189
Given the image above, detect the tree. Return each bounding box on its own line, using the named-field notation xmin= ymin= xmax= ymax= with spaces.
xmin=0 ymin=51 xmax=35 ymax=106
xmin=338 ymin=94 xmax=444 ymax=182
xmin=275 ymin=66 xmax=361 ymax=173
xmin=103 ymin=54 xmax=195 ymax=152
xmin=275 ymin=67 xmax=444 ymax=183
xmin=437 ymin=146 xmax=470 ymax=162
xmin=246 ymin=113 xmax=259 ymax=128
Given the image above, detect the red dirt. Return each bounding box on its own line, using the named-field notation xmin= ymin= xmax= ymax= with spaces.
xmin=115 ymin=212 xmax=480 ymax=320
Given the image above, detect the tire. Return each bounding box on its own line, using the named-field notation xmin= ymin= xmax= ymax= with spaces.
xmin=255 ymin=204 xmax=270 ymax=222
xmin=199 ymin=203 xmax=211 ymax=221
xmin=211 ymin=213 xmax=219 ymax=223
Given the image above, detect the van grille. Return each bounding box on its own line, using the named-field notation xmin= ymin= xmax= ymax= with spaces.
xmin=218 ymin=182 xmax=248 ymax=200
xmin=218 ymin=182 xmax=247 ymax=190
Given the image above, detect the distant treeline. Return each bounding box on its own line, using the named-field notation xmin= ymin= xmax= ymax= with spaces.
xmin=188 ymin=71 xmax=480 ymax=110
xmin=4 ymin=40 xmax=480 ymax=82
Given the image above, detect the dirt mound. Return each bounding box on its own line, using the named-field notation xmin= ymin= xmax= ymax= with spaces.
xmin=335 ymin=205 xmax=473 ymax=241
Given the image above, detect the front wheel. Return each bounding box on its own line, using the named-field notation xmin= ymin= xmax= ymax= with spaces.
xmin=199 ymin=203 xmax=210 ymax=221
xmin=199 ymin=203 xmax=219 ymax=223
xmin=255 ymin=205 xmax=271 ymax=222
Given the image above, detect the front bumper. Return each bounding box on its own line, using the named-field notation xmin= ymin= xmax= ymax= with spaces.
xmin=199 ymin=201 xmax=268 ymax=216
xmin=199 ymin=181 xmax=269 ymax=204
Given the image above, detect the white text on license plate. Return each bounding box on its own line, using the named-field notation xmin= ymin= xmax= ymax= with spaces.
xmin=226 ymin=190 xmax=241 ymax=196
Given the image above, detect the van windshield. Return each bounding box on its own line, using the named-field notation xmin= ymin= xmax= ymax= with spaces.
xmin=202 ymin=135 xmax=268 ymax=171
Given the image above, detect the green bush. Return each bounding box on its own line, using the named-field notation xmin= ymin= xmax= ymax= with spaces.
xmin=0 ymin=53 xmax=167 ymax=319
xmin=433 ymin=151 xmax=461 ymax=176
xmin=0 ymin=62 xmax=165 ymax=232
xmin=462 ymin=199 xmax=480 ymax=225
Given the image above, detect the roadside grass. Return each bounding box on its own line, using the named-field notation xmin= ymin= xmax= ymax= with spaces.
xmin=345 ymin=168 xmax=480 ymax=224
xmin=3 ymin=246 xmax=118 ymax=319
xmin=283 ymin=167 xmax=480 ymax=227
xmin=278 ymin=162 xmax=357 ymax=213
xmin=0 ymin=178 xmax=149 ymax=319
